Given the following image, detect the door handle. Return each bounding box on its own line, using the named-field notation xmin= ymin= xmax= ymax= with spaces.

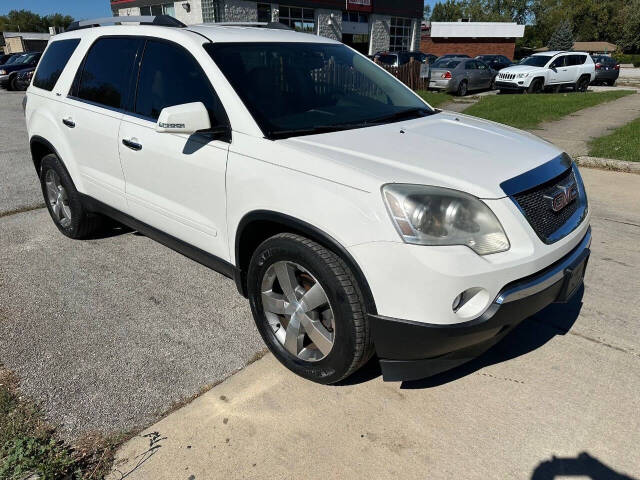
xmin=62 ymin=118 xmax=75 ymax=128
xmin=122 ymin=138 xmax=142 ymax=151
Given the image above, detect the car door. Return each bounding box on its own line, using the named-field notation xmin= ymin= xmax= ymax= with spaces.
xmin=464 ymin=60 xmax=480 ymax=89
xmin=476 ymin=60 xmax=493 ymax=88
xmin=548 ymin=55 xmax=567 ymax=84
xmin=118 ymin=38 xmax=231 ymax=259
xmin=64 ymin=36 xmax=144 ymax=212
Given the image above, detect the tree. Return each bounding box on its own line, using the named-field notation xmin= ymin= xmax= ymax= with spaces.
xmin=430 ymin=0 xmax=464 ymax=21
xmin=423 ymin=4 xmax=432 ymax=20
xmin=547 ymin=20 xmax=574 ymax=50
xmin=0 ymin=9 xmax=73 ymax=33
xmin=617 ymin=0 xmax=640 ymax=52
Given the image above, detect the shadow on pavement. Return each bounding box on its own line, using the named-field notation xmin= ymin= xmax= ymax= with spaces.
xmin=339 ymin=286 xmax=584 ymax=388
xmin=531 ymin=452 xmax=637 ymax=479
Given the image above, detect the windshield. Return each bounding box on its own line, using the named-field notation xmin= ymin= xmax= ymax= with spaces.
xmin=432 ymin=59 xmax=461 ymax=69
xmin=14 ymin=53 xmax=36 ymax=65
xmin=205 ymin=42 xmax=433 ymax=139
xmin=519 ymin=56 xmax=551 ymax=67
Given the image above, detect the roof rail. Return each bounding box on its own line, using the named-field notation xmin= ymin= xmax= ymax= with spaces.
xmin=66 ymin=15 xmax=186 ymax=32
xmin=209 ymin=21 xmax=292 ymax=30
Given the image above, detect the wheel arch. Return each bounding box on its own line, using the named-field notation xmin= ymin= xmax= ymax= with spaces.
xmin=30 ymin=135 xmax=64 ymax=176
xmin=234 ymin=210 xmax=377 ymax=315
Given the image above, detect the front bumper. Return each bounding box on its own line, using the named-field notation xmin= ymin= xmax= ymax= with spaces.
xmin=370 ymin=227 xmax=591 ymax=382
xmin=495 ymin=80 xmax=526 ymax=91
xmin=0 ymin=75 xmax=9 ymax=87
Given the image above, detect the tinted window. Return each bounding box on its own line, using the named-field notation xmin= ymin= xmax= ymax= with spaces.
xmin=135 ymin=40 xmax=227 ymax=126
xmin=206 ymin=42 xmax=432 ymax=139
xmin=33 ymin=39 xmax=80 ymax=91
xmin=465 ymin=61 xmax=477 ymax=70
xmin=433 ymin=59 xmax=461 ymax=69
xmin=76 ymin=37 xmax=141 ymax=109
xmin=376 ymin=54 xmax=398 ymax=65
xmin=549 ymin=56 xmax=566 ymax=68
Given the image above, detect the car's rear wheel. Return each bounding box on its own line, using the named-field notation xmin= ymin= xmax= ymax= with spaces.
xmin=456 ymin=80 xmax=468 ymax=96
xmin=247 ymin=233 xmax=374 ymax=384
xmin=8 ymin=75 xmax=18 ymax=91
xmin=576 ymin=76 xmax=590 ymax=92
xmin=607 ymin=79 xmax=616 ymax=87
xmin=39 ymin=154 xmax=103 ymax=239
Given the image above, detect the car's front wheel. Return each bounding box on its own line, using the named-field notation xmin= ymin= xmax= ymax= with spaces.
xmin=456 ymin=80 xmax=468 ymax=96
xmin=247 ymin=233 xmax=374 ymax=384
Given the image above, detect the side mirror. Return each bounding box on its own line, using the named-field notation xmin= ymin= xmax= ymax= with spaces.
xmin=156 ymin=102 xmax=211 ymax=134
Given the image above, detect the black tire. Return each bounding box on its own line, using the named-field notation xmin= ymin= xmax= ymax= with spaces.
xmin=608 ymin=79 xmax=616 ymax=87
xmin=247 ymin=233 xmax=374 ymax=384
xmin=490 ymin=78 xmax=496 ymax=90
xmin=456 ymin=80 xmax=468 ymax=97
xmin=527 ymin=78 xmax=543 ymax=94
xmin=8 ymin=75 xmax=17 ymax=91
xmin=39 ymin=153 xmax=103 ymax=239
xmin=576 ymin=75 xmax=590 ymax=92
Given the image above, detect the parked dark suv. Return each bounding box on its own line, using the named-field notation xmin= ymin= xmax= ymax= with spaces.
xmin=475 ymin=54 xmax=513 ymax=71
xmin=591 ymin=55 xmax=620 ymax=86
xmin=0 ymin=52 xmax=42 ymax=90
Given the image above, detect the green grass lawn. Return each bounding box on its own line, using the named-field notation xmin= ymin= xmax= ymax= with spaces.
xmin=416 ymin=90 xmax=453 ymax=108
xmin=463 ymin=91 xmax=635 ymax=130
xmin=589 ymin=116 xmax=640 ymax=162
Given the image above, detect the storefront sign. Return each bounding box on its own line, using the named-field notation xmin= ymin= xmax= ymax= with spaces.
xmin=346 ymin=0 xmax=373 ymax=12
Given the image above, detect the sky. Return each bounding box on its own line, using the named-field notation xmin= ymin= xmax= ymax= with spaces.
xmin=1 ymin=0 xmax=438 ymax=20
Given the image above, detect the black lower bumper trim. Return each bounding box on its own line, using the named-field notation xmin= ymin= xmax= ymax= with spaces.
xmin=495 ymin=81 xmax=524 ymax=90
xmin=370 ymin=229 xmax=591 ymax=382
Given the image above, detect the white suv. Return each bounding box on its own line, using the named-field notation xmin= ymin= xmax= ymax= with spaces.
xmin=24 ymin=16 xmax=591 ymax=384
xmin=496 ymin=51 xmax=595 ymax=94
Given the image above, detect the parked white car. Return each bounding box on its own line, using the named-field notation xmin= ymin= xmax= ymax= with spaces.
xmin=24 ymin=17 xmax=591 ymax=383
xmin=496 ymin=51 xmax=596 ymax=93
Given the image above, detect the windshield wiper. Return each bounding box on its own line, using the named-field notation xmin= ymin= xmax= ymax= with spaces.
xmin=367 ymin=107 xmax=435 ymax=125
xmin=269 ymin=122 xmax=375 ymax=140
xmin=268 ymin=108 xmax=435 ymax=140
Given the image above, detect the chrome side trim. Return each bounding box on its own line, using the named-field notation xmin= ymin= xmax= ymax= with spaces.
xmin=495 ymin=226 xmax=591 ymax=304
xmin=500 ymin=153 xmax=572 ymax=196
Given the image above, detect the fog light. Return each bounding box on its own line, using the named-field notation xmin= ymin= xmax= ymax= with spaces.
xmin=452 ymin=293 xmax=463 ymax=311
xmin=452 ymin=287 xmax=491 ymax=320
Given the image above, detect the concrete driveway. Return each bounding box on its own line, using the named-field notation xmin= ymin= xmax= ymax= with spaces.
xmin=110 ymin=167 xmax=640 ymax=480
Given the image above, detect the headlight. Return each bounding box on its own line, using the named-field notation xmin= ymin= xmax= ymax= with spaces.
xmin=0 ymin=70 xmax=6 ymax=75
xmin=516 ymin=73 xmax=529 ymax=78
xmin=382 ymin=184 xmax=510 ymax=255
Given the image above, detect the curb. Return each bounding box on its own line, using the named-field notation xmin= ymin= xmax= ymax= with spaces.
xmin=575 ymin=156 xmax=640 ymax=175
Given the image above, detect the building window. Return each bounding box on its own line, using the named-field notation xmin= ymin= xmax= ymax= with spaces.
xmin=389 ymin=17 xmax=411 ymax=51
xmin=140 ymin=3 xmax=176 ymax=17
xmin=279 ymin=6 xmax=315 ymax=33
xmin=257 ymin=3 xmax=272 ymax=23
xmin=342 ymin=12 xmax=368 ymax=23
xmin=201 ymin=0 xmax=220 ymax=22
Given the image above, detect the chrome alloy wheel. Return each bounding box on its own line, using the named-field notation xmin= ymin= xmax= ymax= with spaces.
xmin=45 ymin=169 xmax=72 ymax=228
xmin=261 ymin=261 xmax=335 ymax=362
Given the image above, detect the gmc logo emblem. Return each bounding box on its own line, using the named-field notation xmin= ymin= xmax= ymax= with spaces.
xmin=544 ymin=180 xmax=579 ymax=212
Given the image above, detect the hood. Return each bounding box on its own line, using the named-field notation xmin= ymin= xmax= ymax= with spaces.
xmin=500 ymin=64 xmax=547 ymax=74
xmin=281 ymin=112 xmax=562 ymax=199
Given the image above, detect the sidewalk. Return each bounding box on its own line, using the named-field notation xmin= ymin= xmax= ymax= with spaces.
xmin=109 ymin=169 xmax=640 ymax=480
xmin=531 ymin=91 xmax=640 ymax=157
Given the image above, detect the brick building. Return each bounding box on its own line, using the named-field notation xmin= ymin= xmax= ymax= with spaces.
xmin=111 ymin=0 xmax=423 ymax=54
xmin=421 ymin=21 xmax=525 ymax=60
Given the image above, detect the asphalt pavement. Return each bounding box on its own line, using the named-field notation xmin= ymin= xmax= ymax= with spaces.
xmin=0 ymin=90 xmax=265 ymax=439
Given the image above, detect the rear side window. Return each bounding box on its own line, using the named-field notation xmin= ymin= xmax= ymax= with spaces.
xmin=76 ymin=37 xmax=142 ymax=109
xmin=33 ymin=39 xmax=80 ymax=91
xmin=568 ymin=55 xmax=587 ymax=66
xmin=134 ymin=40 xmax=227 ymax=126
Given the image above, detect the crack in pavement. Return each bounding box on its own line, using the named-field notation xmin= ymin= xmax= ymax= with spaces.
xmin=602 ymin=217 xmax=640 ymax=229
xmin=0 ymin=203 xmax=46 ymax=218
